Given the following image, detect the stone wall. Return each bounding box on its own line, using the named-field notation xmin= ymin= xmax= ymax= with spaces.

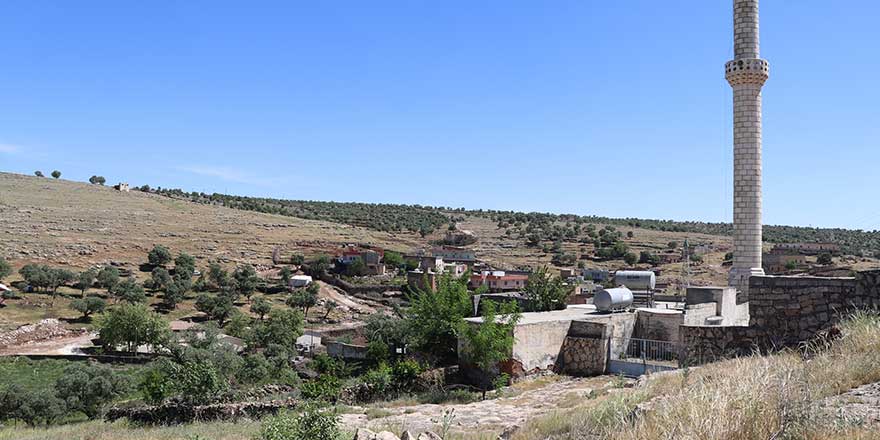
xmin=681 ymin=271 xmax=880 ymax=364
xmin=560 ymin=336 xmax=607 ymax=376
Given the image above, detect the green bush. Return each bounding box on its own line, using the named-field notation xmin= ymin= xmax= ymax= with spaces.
xmin=299 ymin=375 xmax=341 ymax=402
xmin=257 ymin=406 xmax=343 ymax=440
xmin=55 ymin=363 xmax=129 ymax=419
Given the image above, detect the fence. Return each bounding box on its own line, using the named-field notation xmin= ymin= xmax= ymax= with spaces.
xmin=607 ymin=337 xmax=680 ymax=377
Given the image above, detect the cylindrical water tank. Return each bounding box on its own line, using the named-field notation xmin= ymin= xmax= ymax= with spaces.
xmin=594 ymin=286 xmax=634 ymax=312
xmin=614 ymin=270 xmax=656 ymax=290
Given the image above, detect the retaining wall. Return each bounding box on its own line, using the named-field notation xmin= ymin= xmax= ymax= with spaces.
xmin=681 ymin=270 xmax=880 ymax=363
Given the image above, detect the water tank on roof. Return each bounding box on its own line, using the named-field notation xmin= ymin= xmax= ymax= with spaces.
xmin=614 ymin=270 xmax=656 ymax=290
xmin=593 ymin=286 xmax=634 ymax=312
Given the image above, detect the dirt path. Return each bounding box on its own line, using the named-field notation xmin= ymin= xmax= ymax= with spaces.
xmin=316 ymin=281 xmax=376 ymax=315
xmin=341 ymin=375 xmax=624 ymax=437
xmin=0 ymin=332 xmax=96 ymax=356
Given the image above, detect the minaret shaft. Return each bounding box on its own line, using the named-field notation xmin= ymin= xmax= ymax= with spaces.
xmin=727 ymin=0 xmax=768 ymax=293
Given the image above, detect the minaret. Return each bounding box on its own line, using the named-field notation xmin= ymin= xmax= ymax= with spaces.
xmin=727 ymin=0 xmax=769 ymax=293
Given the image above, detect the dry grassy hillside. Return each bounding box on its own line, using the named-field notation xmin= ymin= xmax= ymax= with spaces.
xmin=0 ymin=172 xmax=425 ymax=271
xmin=0 ymin=171 xmax=742 ymax=288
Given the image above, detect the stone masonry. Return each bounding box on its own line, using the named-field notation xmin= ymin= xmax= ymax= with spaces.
xmin=728 ymin=0 xmax=769 ymax=293
xmin=681 ymin=270 xmax=880 ymax=364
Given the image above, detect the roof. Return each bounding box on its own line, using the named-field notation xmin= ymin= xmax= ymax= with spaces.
xmin=465 ymin=304 xmax=602 ymax=325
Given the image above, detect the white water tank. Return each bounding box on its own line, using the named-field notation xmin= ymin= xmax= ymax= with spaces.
xmin=594 ymin=286 xmax=634 ymax=312
xmin=614 ymin=270 xmax=656 ymax=290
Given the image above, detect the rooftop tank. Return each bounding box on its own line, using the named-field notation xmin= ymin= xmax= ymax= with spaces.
xmin=614 ymin=270 xmax=656 ymax=291
xmin=594 ymin=286 xmax=634 ymax=312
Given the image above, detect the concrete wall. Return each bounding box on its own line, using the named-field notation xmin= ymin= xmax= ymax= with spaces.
xmin=681 ymin=271 xmax=880 ymax=364
xmin=635 ymin=309 xmax=683 ymax=343
xmin=512 ymin=320 xmax=573 ymax=374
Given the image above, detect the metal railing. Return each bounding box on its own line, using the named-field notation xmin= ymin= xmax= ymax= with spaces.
xmin=613 ymin=337 xmax=679 ymax=365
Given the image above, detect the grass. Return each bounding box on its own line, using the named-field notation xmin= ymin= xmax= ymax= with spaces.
xmin=0 ymin=420 xmax=259 ymax=440
xmin=509 ymin=311 xmax=880 ymax=440
xmin=0 ymin=357 xmax=145 ymax=393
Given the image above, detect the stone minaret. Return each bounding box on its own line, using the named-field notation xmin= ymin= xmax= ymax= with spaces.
xmin=727 ymin=0 xmax=769 ymax=293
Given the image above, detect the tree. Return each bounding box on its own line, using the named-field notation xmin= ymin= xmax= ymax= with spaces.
xmin=174 ymin=252 xmax=196 ymax=279
xmin=34 ymin=171 xmax=44 ymax=177
xmin=384 ymin=251 xmax=404 ymax=269
xmin=667 ymin=241 xmax=679 ymax=249
xmin=208 ymin=262 xmax=230 ymax=289
xmin=162 ymin=274 xmax=191 ymax=310
xmin=346 ymin=257 xmax=367 ymax=276
xmin=408 ymin=273 xmax=473 ymax=363
xmin=97 ymin=303 xmax=170 ymax=353
xmin=250 ymin=308 xmax=304 ymax=349
xmin=54 ymin=363 xmax=129 ymax=419
xmin=251 ymin=296 xmax=272 ymax=320
xmin=195 ymin=293 xmax=235 ymax=326
xmin=323 ymin=300 xmax=338 ymax=320
xmin=310 ymin=255 xmax=331 ymax=274
xmin=89 ymin=175 xmax=106 ymax=185
xmin=624 ymin=252 xmax=639 ymax=266
xmin=96 ymin=266 xmax=120 ymax=293
xmin=291 ymin=254 xmax=305 ymax=266
xmin=279 ymin=266 xmax=293 ymax=287
xmin=0 ymin=386 xmax=65 ymax=426
xmin=459 ymin=300 xmax=521 ymax=398
xmin=233 ymin=264 xmax=259 ymax=302
xmin=148 ymin=245 xmax=173 ymax=267
xmin=287 ymin=285 xmax=318 ymax=316
xmin=150 ymin=267 xmax=172 ymax=291
xmin=114 ymin=278 xmax=146 ymax=304
xmin=0 ymin=257 xmax=11 ymax=281
xmin=70 ymin=297 xmax=106 ymax=319
xmin=76 ymin=268 xmax=97 ymax=296
xmin=626 ymin=231 xmax=634 ymax=239
xmin=523 ymin=266 xmax=572 ymax=312
xmin=639 ymin=251 xmax=659 ymax=266
xmin=818 ymin=253 xmax=833 ymax=265
xmin=51 ymin=170 xmax=61 ymax=179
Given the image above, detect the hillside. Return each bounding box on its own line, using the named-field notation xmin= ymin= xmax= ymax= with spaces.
xmin=3 ymin=171 xmax=878 ymax=291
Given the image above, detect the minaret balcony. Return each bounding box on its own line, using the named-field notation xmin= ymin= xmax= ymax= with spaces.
xmin=725 ymin=58 xmax=769 ymax=86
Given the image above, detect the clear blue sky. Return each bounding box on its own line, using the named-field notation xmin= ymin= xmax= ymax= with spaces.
xmin=1 ymin=1 xmax=878 ymax=230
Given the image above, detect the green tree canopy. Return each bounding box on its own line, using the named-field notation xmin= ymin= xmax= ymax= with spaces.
xmin=70 ymin=297 xmax=106 ymax=319
xmin=148 ymin=245 xmax=173 ymax=267
xmin=523 ymin=266 xmax=572 ymax=312
xmin=97 ymin=303 xmax=170 ymax=353
xmin=51 ymin=170 xmax=61 ymax=179
xmin=408 ymin=273 xmax=473 ymax=363
xmin=459 ymin=300 xmax=521 ymax=397
xmin=54 ymin=363 xmax=129 ymax=419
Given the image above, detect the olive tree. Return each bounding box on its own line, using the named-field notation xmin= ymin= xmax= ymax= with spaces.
xmin=97 ymin=303 xmax=170 ymax=353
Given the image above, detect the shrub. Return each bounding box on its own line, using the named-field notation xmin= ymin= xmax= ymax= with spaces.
xmin=300 ymin=375 xmax=341 ymax=402
xmin=89 ymin=175 xmax=106 ymax=185
xmin=818 ymin=253 xmax=833 ymax=265
xmin=55 ymin=362 xmax=129 ymax=419
xmin=139 ymin=366 xmax=174 ymax=405
xmin=257 ymin=406 xmax=343 ymax=440
xmin=34 ymin=170 xmax=44 ymax=177
xmin=0 ymin=257 xmax=11 ymax=281
xmin=523 ymin=266 xmax=572 ymax=312
xmin=391 ymin=359 xmax=424 ymax=392
xmin=51 ymin=170 xmax=61 ymax=179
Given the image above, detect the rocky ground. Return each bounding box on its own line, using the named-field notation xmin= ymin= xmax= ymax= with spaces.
xmin=822 ymin=381 xmax=880 ymax=427
xmin=341 ymin=375 xmax=625 ymax=437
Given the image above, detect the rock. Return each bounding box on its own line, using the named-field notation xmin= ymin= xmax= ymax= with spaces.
xmin=400 ymin=431 xmax=415 ymax=440
xmin=354 ymin=428 xmax=377 ymax=440
xmin=376 ymin=432 xmax=401 ymax=440
xmin=417 ymin=433 xmax=442 ymax=440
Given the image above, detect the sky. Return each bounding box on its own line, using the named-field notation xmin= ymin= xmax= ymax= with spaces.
xmin=1 ymin=1 xmax=879 ymax=230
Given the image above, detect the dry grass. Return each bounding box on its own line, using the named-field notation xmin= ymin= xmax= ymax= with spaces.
xmin=0 ymin=420 xmax=260 ymax=440
xmin=511 ymin=311 xmax=880 ymax=440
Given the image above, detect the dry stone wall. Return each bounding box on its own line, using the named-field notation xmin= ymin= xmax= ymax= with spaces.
xmin=681 ymin=271 xmax=880 ymax=364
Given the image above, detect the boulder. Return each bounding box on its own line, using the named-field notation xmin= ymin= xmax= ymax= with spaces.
xmin=417 ymin=433 xmax=442 ymax=440
xmin=400 ymin=431 xmax=415 ymax=440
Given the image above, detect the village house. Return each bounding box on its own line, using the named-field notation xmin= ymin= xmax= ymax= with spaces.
xmin=470 ymin=270 xmax=528 ymax=292
xmin=337 ymin=246 xmax=386 ymax=276
xmin=772 ymin=242 xmax=841 ymax=256
xmin=431 ymin=246 xmax=476 ymax=266
xmin=762 ymin=252 xmax=807 ymax=274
